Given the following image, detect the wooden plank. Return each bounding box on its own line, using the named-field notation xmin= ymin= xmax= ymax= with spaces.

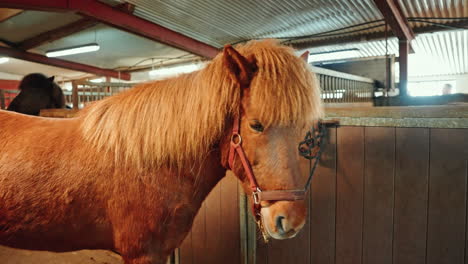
xmin=336 ymin=126 xmax=365 ymax=264
xmin=362 ymin=127 xmax=395 ymax=264
xmin=220 ymin=174 xmax=241 ymax=263
xmin=178 ymin=229 xmax=192 ymax=264
xmin=205 ymin=181 xmax=222 ymax=264
xmin=266 ymin=214 xmax=311 ymax=264
xmin=393 ymin=128 xmax=429 ymax=264
xmin=256 ymin=215 xmax=269 ymax=264
xmin=191 ymin=202 xmax=206 ymax=264
xmin=427 ymin=129 xmax=468 ymax=264
xmin=310 ymin=127 xmax=337 ymax=264
xmin=179 ymin=175 xmax=240 ymax=264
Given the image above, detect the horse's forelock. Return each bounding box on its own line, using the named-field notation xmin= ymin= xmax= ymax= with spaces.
xmin=235 ymin=40 xmax=323 ymax=127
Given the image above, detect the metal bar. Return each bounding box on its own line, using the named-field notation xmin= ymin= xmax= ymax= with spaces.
xmin=373 ymin=0 xmax=415 ymax=41
xmin=72 ymin=81 xmax=79 ymax=110
xmin=399 ymin=40 xmax=409 ymax=97
xmin=311 ymin=66 xmax=374 ymax=83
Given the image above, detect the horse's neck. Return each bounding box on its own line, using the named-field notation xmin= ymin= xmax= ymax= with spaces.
xmin=184 ymin=148 xmax=227 ymax=204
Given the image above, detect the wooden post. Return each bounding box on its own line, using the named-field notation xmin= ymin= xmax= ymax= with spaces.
xmin=0 ymin=89 xmax=5 ymax=109
xmin=399 ymin=40 xmax=409 ymax=97
xmin=72 ymin=81 xmax=79 ymax=110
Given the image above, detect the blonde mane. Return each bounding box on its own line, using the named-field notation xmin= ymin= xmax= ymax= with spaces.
xmin=80 ymin=40 xmax=322 ymax=170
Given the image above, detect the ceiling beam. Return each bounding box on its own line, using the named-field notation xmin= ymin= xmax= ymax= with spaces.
xmin=373 ymin=0 xmax=413 ymax=97
xmin=0 ymin=0 xmax=70 ymax=12
xmin=0 ymin=46 xmax=131 ymax=80
xmin=0 ymin=0 xmax=219 ymax=58
xmin=373 ymin=0 xmax=415 ymax=41
xmin=18 ymin=18 xmax=98 ymax=50
xmin=17 ymin=3 xmax=135 ymax=51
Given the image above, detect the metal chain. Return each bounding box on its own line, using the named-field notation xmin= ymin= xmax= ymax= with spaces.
xmin=298 ymin=121 xmax=327 ymax=192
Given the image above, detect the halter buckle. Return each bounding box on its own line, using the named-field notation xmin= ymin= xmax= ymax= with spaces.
xmin=253 ymin=187 xmax=262 ymax=204
xmin=230 ymin=132 xmax=242 ymax=147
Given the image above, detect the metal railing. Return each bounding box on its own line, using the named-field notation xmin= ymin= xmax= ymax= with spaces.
xmin=0 ymin=89 xmax=19 ymax=110
xmin=311 ymin=66 xmax=375 ymax=104
xmin=67 ymin=81 xmax=136 ymax=109
xmin=0 ymin=82 xmax=136 ymax=110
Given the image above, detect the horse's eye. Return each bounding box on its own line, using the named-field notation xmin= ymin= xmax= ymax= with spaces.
xmin=250 ymin=121 xmax=264 ymax=132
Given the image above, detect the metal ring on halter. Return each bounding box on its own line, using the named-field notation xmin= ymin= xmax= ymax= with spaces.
xmin=252 ymin=187 xmax=262 ymax=204
xmin=230 ymin=132 xmax=242 ymax=146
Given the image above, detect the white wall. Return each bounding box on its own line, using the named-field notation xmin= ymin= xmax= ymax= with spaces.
xmin=0 ymin=72 xmax=22 ymax=80
xmin=409 ymin=73 xmax=468 ymax=94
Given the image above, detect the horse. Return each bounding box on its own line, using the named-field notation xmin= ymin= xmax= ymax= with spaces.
xmin=7 ymin=73 xmax=65 ymax=115
xmin=0 ymin=40 xmax=322 ymax=264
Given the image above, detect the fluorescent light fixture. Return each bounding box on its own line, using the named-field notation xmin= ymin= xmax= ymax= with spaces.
xmin=90 ymin=78 xmax=104 ymax=83
xmin=46 ymin=43 xmax=100 ymax=57
xmin=149 ymin=63 xmax=204 ymax=77
xmin=309 ymin=49 xmax=360 ymax=63
xmin=0 ymin=57 xmax=9 ymax=64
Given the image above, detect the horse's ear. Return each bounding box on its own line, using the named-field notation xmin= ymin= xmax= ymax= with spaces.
xmin=48 ymin=76 xmax=55 ymax=82
xmin=223 ymin=44 xmax=257 ymax=88
xmin=299 ymin=51 xmax=309 ymax=63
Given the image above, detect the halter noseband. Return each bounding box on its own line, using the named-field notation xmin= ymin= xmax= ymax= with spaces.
xmin=227 ymin=111 xmax=327 ymax=227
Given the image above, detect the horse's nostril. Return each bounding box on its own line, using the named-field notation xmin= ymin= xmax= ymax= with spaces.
xmin=276 ymin=216 xmax=286 ymax=234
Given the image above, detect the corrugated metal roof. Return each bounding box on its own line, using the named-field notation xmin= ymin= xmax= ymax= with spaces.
xmin=106 ymin=0 xmax=466 ymax=48
xmin=307 ymin=29 xmax=468 ymax=76
xmin=399 ymin=0 xmax=468 ymax=20
xmin=109 ymin=0 xmax=384 ymax=47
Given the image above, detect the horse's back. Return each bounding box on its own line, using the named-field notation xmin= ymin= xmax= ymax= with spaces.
xmin=0 ymin=110 xmax=114 ymax=251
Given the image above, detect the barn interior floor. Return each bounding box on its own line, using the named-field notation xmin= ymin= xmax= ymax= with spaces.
xmin=0 ymin=245 xmax=123 ymax=264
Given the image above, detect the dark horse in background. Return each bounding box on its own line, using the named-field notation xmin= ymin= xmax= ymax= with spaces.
xmin=7 ymin=73 xmax=65 ymax=116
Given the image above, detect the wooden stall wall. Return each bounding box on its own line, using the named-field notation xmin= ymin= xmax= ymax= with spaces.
xmin=174 ymin=125 xmax=467 ymax=264
xmin=178 ymin=173 xmax=242 ymax=264
xmin=257 ymin=126 xmax=468 ymax=264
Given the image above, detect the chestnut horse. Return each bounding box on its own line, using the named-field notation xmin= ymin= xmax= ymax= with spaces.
xmin=7 ymin=73 xmax=66 ymax=115
xmin=0 ymin=40 xmax=322 ymax=264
